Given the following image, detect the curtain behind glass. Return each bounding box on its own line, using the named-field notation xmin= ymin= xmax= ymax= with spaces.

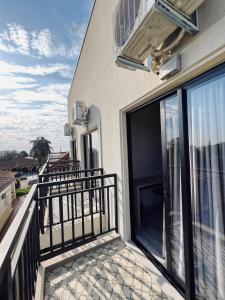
xmin=188 ymin=75 xmax=225 ymax=300
xmin=165 ymin=96 xmax=184 ymax=280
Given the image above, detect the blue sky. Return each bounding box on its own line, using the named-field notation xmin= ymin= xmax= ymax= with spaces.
xmin=0 ymin=0 xmax=94 ymax=152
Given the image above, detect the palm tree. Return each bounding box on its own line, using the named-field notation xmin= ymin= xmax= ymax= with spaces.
xmin=30 ymin=137 xmax=52 ymax=166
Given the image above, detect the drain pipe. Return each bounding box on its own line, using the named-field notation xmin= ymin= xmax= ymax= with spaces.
xmin=154 ymin=29 xmax=186 ymax=57
xmin=151 ymin=29 xmax=186 ymax=74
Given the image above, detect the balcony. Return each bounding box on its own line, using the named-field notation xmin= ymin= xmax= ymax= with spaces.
xmin=0 ymin=159 xmax=180 ymax=300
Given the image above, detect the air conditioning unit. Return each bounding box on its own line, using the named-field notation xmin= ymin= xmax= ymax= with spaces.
xmin=73 ymin=101 xmax=89 ymax=125
xmin=114 ymin=0 xmax=205 ymax=69
xmin=64 ymin=123 xmax=72 ymax=136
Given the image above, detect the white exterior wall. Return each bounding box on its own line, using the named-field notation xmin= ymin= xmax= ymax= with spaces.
xmin=0 ymin=182 xmax=15 ymax=231
xmin=68 ymin=0 xmax=225 ymax=241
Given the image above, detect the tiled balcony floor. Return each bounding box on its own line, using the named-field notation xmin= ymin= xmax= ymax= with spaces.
xmin=44 ymin=239 xmax=169 ymax=300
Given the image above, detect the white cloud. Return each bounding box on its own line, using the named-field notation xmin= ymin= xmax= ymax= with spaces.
xmin=0 ymin=75 xmax=37 ymax=90
xmin=7 ymin=23 xmax=30 ymax=54
xmin=0 ymin=17 xmax=89 ymax=152
xmin=31 ymin=29 xmax=53 ymax=58
xmin=3 ymin=86 xmax=67 ymax=104
xmin=0 ymin=105 xmax=69 ymax=152
xmin=0 ymin=22 xmax=87 ymax=60
xmin=0 ymin=83 xmax=70 ymax=152
xmin=0 ymin=60 xmax=73 ymax=77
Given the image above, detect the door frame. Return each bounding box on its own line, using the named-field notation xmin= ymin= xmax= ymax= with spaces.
xmin=126 ymin=96 xmax=186 ymax=297
xmin=82 ymin=128 xmax=100 ymax=170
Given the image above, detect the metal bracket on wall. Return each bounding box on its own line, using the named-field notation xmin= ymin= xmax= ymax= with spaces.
xmin=155 ymin=0 xmax=199 ymax=35
xmin=116 ymin=56 xmax=151 ymax=72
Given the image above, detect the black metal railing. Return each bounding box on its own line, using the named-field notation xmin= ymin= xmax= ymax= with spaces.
xmin=38 ymin=173 xmax=118 ymax=260
xmin=0 ymin=161 xmax=118 ymax=299
xmin=38 ymin=163 xmax=50 ymax=234
xmin=0 ymin=186 xmax=40 ymax=300
xmin=39 ymin=167 xmax=103 ymax=182
xmin=46 ymin=159 xmax=80 ymax=174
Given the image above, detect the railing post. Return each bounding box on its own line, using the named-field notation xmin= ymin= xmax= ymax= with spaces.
xmin=7 ymin=265 xmax=14 ymax=300
xmin=0 ymin=266 xmax=13 ymax=300
xmin=38 ymin=177 xmax=45 ymax=234
xmin=100 ymin=169 xmax=105 ymax=214
xmin=114 ymin=174 xmax=118 ymax=233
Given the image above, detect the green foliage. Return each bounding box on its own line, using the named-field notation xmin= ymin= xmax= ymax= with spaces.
xmin=20 ymin=151 xmax=29 ymax=157
xmin=16 ymin=187 xmax=31 ymax=197
xmin=30 ymin=137 xmax=52 ymax=167
xmin=0 ymin=150 xmax=29 ymax=162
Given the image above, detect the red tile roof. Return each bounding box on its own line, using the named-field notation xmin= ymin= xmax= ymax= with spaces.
xmin=0 ymin=170 xmax=15 ymax=193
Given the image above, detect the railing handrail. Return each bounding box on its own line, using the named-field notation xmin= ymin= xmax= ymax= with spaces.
xmin=38 ymin=184 xmax=116 ymax=200
xmin=38 ymin=173 xmax=117 ymax=188
xmin=0 ymin=184 xmax=37 ymax=282
xmin=39 ymin=161 xmax=48 ymax=175
xmin=47 ymin=159 xmax=80 ymax=165
xmin=39 ymin=167 xmax=103 ymax=179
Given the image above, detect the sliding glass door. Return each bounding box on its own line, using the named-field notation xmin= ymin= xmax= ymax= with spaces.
xmin=128 ymin=97 xmax=185 ymax=287
xmin=127 ymin=63 xmax=225 ymax=300
xmin=187 ymin=74 xmax=225 ymax=300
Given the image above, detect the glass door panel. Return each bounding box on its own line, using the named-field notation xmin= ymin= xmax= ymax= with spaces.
xmin=128 ymin=101 xmax=165 ymax=265
xmin=187 ymin=74 xmax=225 ymax=300
xmin=83 ymin=134 xmax=91 ymax=169
xmin=164 ymin=96 xmax=185 ymax=281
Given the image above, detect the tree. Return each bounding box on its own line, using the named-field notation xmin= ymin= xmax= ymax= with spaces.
xmin=0 ymin=150 xmax=29 ymax=161
xmin=20 ymin=151 xmax=28 ymax=158
xmin=0 ymin=150 xmax=18 ymax=161
xmin=30 ymin=137 xmax=52 ymax=166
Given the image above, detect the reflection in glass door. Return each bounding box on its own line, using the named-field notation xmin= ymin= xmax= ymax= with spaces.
xmin=164 ymin=96 xmax=184 ymax=281
xmin=187 ymin=74 xmax=225 ymax=300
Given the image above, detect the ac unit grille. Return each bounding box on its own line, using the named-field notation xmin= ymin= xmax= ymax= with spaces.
xmin=115 ymin=0 xmax=141 ymax=47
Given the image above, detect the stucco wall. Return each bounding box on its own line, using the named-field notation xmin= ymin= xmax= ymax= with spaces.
xmin=68 ymin=0 xmax=225 ymax=240
xmin=0 ymin=183 xmax=15 ymax=232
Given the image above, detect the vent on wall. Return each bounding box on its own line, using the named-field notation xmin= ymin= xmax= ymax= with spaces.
xmin=113 ymin=0 xmax=205 ymax=71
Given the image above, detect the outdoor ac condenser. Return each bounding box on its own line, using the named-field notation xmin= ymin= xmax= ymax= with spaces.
xmin=64 ymin=123 xmax=72 ymax=136
xmin=114 ymin=0 xmax=205 ymax=68
xmin=73 ymin=101 xmax=88 ymax=125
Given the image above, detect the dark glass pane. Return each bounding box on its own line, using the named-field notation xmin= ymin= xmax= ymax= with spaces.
xmin=91 ymin=130 xmax=99 ymax=169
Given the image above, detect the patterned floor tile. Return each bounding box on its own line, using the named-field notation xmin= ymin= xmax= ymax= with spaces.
xmin=44 ymin=240 xmax=169 ymax=300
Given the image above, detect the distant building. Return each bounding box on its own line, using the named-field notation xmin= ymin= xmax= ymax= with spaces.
xmin=0 ymin=170 xmax=16 ymax=232
xmin=48 ymin=152 xmax=70 ymax=173
xmin=48 ymin=152 xmax=70 ymax=162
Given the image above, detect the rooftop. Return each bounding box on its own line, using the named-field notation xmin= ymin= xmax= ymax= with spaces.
xmin=0 ymin=169 xmax=15 ymax=193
